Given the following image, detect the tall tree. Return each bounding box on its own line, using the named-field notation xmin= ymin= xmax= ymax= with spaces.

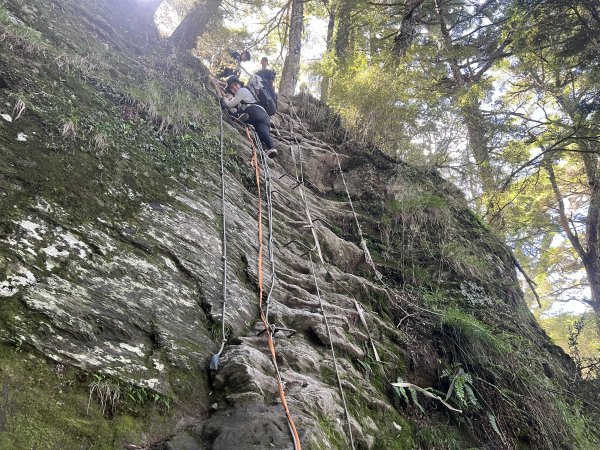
xmin=320 ymin=0 xmax=336 ymax=101
xmin=170 ymin=0 xmax=223 ymax=51
xmin=331 ymin=0 xmax=356 ymax=65
xmin=391 ymin=0 xmax=425 ymax=57
xmin=498 ymin=0 xmax=600 ymax=332
xmin=279 ymin=0 xmax=305 ymax=96
xmin=105 ymin=0 xmax=163 ymax=43
xmin=430 ymin=0 xmax=511 ymax=212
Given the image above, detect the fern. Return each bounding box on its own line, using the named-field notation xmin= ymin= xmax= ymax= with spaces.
xmin=410 ymin=386 xmax=426 ymax=413
xmin=394 ymin=377 xmax=425 ymax=413
xmin=487 ymin=413 xmax=503 ymax=439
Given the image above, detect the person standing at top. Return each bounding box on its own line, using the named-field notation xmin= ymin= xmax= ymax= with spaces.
xmin=255 ymin=57 xmax=277 ymax=104
xmin=213 ymin=49 xmax=251 ymax=79
xmin=220 ymin=76 xmax=278 ymax=158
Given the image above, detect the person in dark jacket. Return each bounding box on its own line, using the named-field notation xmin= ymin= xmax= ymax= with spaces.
xmin=213 ymin=49 xmax=251 ymax=79
xmin=220 ymin=76 xmax=278 ymax=158
xmin=255 ymin=57 xmax=277 ymax=104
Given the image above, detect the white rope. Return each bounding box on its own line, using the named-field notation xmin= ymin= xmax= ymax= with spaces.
xmin=210 ymin=108 xmax=229 ymax=370
xmin=287 ymin=101 xmax=442 ymax=318
xmin=286 ymin=108 xmax=356 ymax=450
xmin=253 ymin=129 xmax=277 ymax=321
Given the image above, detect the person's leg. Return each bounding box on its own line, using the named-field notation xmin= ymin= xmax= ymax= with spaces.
xmin=255 ymin=121 xmax=274 ymax=150
xmin=246 ymin=106 xmax=274 ymax=150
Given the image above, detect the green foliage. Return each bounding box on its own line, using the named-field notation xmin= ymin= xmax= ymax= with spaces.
xmin=441 ymin=367 xmax=479 ymax=411
xmin=459 ymin=281 xmax=493 ymax=306
xmin=555 ymin=400 xmax=599 ymax=448
xmin=124 ymin=80 xmax=213 ymax=134
xmin=0 ymin=6 xmax=47 ymax=53
xmin=567 ymin=315 xmax=600 ymax=379
xmin=442 ymin=309 xmax=506 ymax=365
xmin=88 ymin=373 xmax=173 ymax=417
xmin=316 ymin=415 xmax=347 ymax=450
xmin=414 ymin=424 xmax=464 ymax=450
xmin=0 ymin=343 xmax=160 ymax=449
xmin=487 ymin=412 xmax=503 ymax=441
xmin=443 ymin=241 xmax=495 ymax=283
xmin=393 ymin=377 xmax=425 ymax=413
xmin=0 ymin=6 xmax=9 ymax=24
xmin=387 ymin=195 xmax=447 ymax=213
xmin=8 ymin=334 xmax=24 ymax=352
xmin=540 ymin=314 xmax=599 ymax=369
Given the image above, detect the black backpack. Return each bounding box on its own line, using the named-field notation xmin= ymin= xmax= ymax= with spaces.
xmin=247 ymin=75 xmax=277 ymax=116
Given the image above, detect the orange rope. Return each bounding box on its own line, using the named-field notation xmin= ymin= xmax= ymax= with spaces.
xmin=246 ymin=128 xmax=302 ymax=450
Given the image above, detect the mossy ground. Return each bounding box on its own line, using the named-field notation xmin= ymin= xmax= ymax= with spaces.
xmin=0 ymin=343 xmax=174 ymax=449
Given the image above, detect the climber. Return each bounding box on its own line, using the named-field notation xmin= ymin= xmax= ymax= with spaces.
xmin=255 ymin=57 xmax=277 ymax=104
xmin=220 ymin=75 xmax=278 ymax=158
xmin=213 ymin=49 xmax=251 ymax=79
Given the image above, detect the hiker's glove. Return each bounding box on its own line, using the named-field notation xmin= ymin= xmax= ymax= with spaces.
xmin=220 ymin=98 xmax=227 ymax=108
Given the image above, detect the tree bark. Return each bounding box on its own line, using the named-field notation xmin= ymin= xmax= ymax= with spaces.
xmin=104 ymin=0 xmax=163 ymax=43
xmin=392 ymin=0 xmax=425 ymax=57
xmin=320 ymin=3 xmax=336 ymax=102
xmin=434 ymin=0 xmax=496 ymax=210
xmin=332 ymin=0 xmax=353 ymax=65
xmin=279 ymin=0 xmax=304 ymax=97
xmin=170 ymin=0 xmax=222 ymax=52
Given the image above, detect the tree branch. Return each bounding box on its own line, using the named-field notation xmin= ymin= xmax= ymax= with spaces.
xmin=545 ymin=162 xmax=588 ymax=260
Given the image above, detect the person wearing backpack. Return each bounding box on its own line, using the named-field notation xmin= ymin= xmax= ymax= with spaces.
xmin=255 ymin=57 xmax=277 ymax=105
xmin=220 ymin=76 xmax=278 ymax=158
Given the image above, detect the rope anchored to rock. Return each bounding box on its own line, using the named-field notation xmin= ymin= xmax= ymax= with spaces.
xmin=246 ymin=126 xmax=303 ymax=450
xmin=210 ymin=108 xmax=229 ymax=371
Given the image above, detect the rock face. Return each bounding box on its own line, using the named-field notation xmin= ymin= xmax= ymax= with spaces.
xmin=0 ymin=1 xmax=594 ymax=449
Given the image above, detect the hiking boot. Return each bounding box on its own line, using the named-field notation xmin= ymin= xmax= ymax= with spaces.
xmin=237 ymin=113 xmax=249 ymax=122
xmin=267 ymin=148 xmax=278 ymax=158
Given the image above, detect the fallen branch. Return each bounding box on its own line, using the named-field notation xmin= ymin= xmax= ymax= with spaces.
xmin=391 ymin=381 xmax=462 ymax=413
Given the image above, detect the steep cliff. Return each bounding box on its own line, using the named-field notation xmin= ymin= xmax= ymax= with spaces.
xmin=0 ymin=1 xmax=597 ymax=449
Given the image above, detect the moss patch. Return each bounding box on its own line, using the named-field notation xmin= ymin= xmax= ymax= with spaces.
xmin=0 ymin=343 xmax=173 ymax=449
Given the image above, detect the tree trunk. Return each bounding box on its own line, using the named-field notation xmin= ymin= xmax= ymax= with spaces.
xmin=586 ymin=262 xmax=600 ymax=336
xmin=104 ymin=0 xmax=163 ymax=43
xmin=461 ymin=100 xmax=496 ymax=198
xmin=434 ymin=0 xmax=496 ymax=212
xmin=392 ymin=0 xmax=425 ymax=57
xmin=546 ymin=154 xmax=600 ymax=335
xmin=320 ymin=4 xmax=336 ymax=102
xmin=170 ymin=0 xmax=222 ymax=52
xmin=279 ymin=0 xmax=304 ymax=97
xmin=332 ymin=0 xmax=353 ymax=65
xmin=582 ymin=142 xmax=600 ymax=335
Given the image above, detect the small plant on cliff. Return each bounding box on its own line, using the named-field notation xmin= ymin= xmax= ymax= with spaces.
xmin=393 ymin=377 xmax=426 ymax=413
xmin=13 ymin=98 xmax=25 ymax=120
xmin=441 ymin=366 xmax=479 ymax=411
xmin=87 ymin=374 xmax=172 ymax=416
xmin=442 ymin=308 xmax=506 ymax=366
xmin=61 ymin=120 xmax=77 ymax=140
xmin=87 ymin=374 xmax=121 ymax=416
